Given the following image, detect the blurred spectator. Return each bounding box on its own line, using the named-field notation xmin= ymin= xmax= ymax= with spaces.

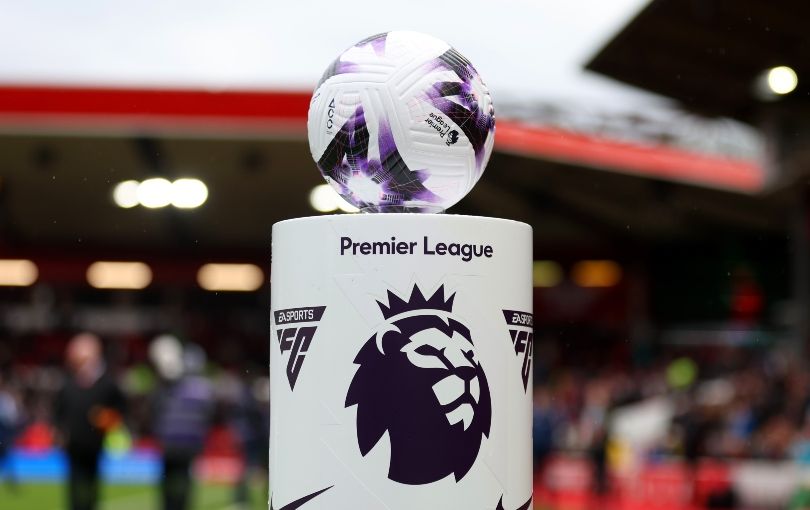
xmin=0 ymin=369 xmax=23 ymax=490
xmin=218 ymin=369 xmax=267 ymax=509
xmin=532 ymin=386 xmax=558 ymax=475
xmin=53 ymin=333 xmax=125 ymax=510
xmin=583 ymin=380 xmax=611 ymax=498
xmin=150 ymin=335 xmax=214 ymax=510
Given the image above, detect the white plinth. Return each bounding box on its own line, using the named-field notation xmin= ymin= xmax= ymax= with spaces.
xmin=270 ymin=214 xmax=533 ymax=510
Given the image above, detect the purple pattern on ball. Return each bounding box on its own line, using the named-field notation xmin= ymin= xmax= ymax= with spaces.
xmin=317 ymin=105 xmax=440 ymax=210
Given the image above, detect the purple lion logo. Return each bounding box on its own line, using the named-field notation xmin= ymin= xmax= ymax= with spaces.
xmin=345 ymin=285 xmax=491 ymax=485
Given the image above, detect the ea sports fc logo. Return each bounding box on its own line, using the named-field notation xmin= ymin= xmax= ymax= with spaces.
xmin=274 ymin=306 xmax=327 ymax=390
xmin=345 ymin=285 xmax=491 ymax=485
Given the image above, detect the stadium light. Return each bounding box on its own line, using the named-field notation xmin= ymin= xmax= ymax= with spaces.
xmin=87 ymin=261 xmax=152 ymax=289
xmin=767 ymin=66 xmax=798 ymax=95
xmin=0 ymin=259 xmax=38 ymax=286
xmin=532 ymin=261 xmax=562 ymax=287
xmin=197 ymin=263 xmax=264 ymax=292
xmin=112 ymin=180 xmax=139 ymax=208
xmin=113 ymin=178 xmax=209 ymax=209
xmin=309 ymin=184 xmax=338 ymax=212
xmin=309 ymin=184 xmax=359 ymax=213
xmin=171 ymin=178 xmax=208 ymax=209
xmin=136 ymin=178 xmax=173 ymax=208
xmin=572 ymin=260 xmax=622 ymax=288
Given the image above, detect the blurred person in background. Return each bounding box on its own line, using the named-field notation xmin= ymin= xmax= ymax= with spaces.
xmin=532 ymin=386 xmax=559 ymax=484
xmin=0 ymin=369 xmax=23 ymax=490
xmin=582 ymin=378 xmax=612 ymax=502
xmin=218 ymin=368 xmax=266 ymax=509
xmin=150 ymin=335 xmax=214 ymax=510
xmin=53 ymin=332 xmax=125 ymax=510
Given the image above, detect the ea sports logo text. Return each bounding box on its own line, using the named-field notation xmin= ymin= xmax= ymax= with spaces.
xmin=345 ymin=285 xmax=491 ymax=485
xmin=503 ymin=310 xmax=533 ymax=391
xmin=273 ymin=306 xmax=326 ymax=390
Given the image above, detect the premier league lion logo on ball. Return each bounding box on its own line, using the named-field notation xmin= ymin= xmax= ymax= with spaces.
xmin=345 ymin=285 xmax=491 ymax=485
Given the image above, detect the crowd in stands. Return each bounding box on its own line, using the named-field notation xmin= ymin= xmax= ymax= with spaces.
xmin=532 ymin=339 xmax=810 ymax=467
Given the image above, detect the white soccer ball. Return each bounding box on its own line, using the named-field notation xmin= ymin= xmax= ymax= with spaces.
xmin=307 ymin=31 xmax=495 ymax=212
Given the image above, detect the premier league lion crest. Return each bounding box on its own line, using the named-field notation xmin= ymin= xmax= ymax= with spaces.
xmin=345 ymin=284 xmax=491 ymax=485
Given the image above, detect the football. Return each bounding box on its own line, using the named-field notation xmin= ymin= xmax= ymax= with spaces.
xmin=307 ymin=31 xmax=495 ymax=212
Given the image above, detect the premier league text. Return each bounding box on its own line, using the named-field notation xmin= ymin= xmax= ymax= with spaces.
xmin=340 ymin=236 xmax=493 ymax=262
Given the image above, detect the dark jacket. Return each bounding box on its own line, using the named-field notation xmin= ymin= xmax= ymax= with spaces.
xmin=53 ymin=371 xmax=125 ymax=455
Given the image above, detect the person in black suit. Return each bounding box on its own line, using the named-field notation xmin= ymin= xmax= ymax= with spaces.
xmin=53 ymin=333 xmax=125 ymax=510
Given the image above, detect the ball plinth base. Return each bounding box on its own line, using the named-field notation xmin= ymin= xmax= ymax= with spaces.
xmin=270 ymin=214 xmax=533 ymax=510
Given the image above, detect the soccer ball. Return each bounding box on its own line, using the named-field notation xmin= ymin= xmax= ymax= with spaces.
xmin=307 ymin=31 xmax=495 ymax=212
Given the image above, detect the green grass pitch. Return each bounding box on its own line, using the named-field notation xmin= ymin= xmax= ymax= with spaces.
xmin=0 ymin=482 xmax=545 ymax=509
xmin=0 ymin=482 xmax=268 ymax=510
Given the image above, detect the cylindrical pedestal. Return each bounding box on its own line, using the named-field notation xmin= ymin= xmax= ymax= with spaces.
xmin=270 ymin=214 xmax=533 ymax=510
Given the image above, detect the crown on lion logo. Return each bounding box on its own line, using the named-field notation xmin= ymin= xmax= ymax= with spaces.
xmin=376 ymin=284 xmax=455 ymax=320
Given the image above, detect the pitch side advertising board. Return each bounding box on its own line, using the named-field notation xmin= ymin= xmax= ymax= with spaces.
xmin=270 ymin=214 xmax=533 ymax=510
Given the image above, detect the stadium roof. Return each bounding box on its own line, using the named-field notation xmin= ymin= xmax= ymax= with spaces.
xmin=0 ymin=85 xmax=763 ymax=193
xmin=587 ymin=0 xmax=810 ymax=122
xmin=0 ymin=86 xmax=784 ymax=257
